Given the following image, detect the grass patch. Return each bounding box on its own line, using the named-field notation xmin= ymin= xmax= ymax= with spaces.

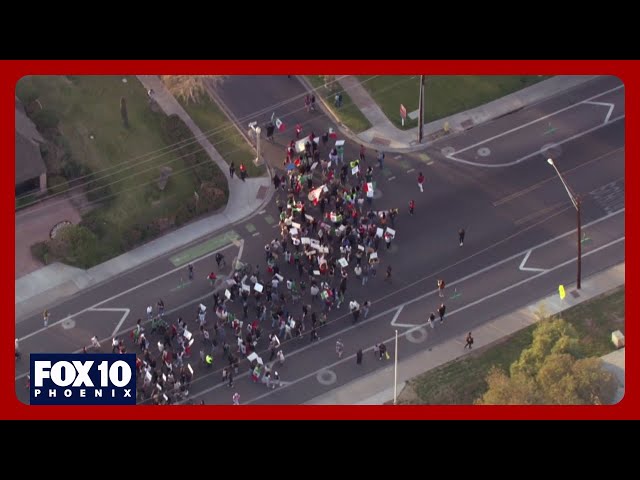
xmin=306 ymin=76 xmax=372 ymax=133
xmin=15 ymin=75 xmax=228 ymax=267
xmin=357 ymin=75 xmax=552 ymax=130
xmin=15 ymin=193 xmax=39 ymax=209
xmin=177 ymin=93 xmax=264 ymax=178
xmin=402 ymin=287 xmax=625 ymax=405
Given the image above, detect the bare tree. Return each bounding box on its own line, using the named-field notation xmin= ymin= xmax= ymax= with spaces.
xmin=160 ymin=76 xmax=227 ymax=104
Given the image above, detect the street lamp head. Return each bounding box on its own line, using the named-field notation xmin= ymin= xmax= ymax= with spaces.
xmin=547 ymin=158 xmax=554 ymax=166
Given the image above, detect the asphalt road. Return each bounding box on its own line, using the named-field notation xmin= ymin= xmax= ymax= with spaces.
xmin=14 ymin=76 xmax=625 ymax=405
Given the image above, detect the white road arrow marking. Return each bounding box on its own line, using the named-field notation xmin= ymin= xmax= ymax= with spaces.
xmin=583 ymin=101 xmax=615 ymax=124
xmin=87 ymin=308 xmax=131 ymax=337
xmin=519 ymin=250 xmax=547 ymax=272
xmin=390 ymin=305 xmax=416 ymax=329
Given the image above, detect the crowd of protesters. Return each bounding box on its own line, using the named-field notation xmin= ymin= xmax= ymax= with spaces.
xmin=24 ymin=124 xmax=462 ymax=405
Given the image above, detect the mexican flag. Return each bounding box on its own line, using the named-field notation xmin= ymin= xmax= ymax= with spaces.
xmin=308 ymin=185 xmax=325 ymax=203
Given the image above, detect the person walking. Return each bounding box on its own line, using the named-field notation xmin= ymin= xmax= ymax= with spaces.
xmin=15 ymin=339 xmax=21 ymax=360
xmin=336 ymin=339 xmax=344 ymax=358
xmin=459 ymin=228 xmax=465 ymax=247
xmin=417 ymin=172 xmax=425 ymax=192
xmin=409 ymin=199 xmax=415 ymax=215
xmin=239 ymin=163 xmax=247 ymax=181
xmin=377 ymin=150 xmax=385 ymax=169
xmin=428 ymin=312 xmax=436 ymax=329
xmin=188 ymin=263 xmax=194 ymax=281
xmin=359 ymin=144 xmax=366 ymax=163
xmin=229 ymin=162 xmax=236 ymax=179
xmin=438 ymin=303 xmax=446 ymax=323
xmin=356 ymin=348 xmax=363 ymax=365
xmin=385 ymin=266 xmax=392 ymax=282
xmin=232 ymin=392 xmax=241 ymax=405
xmin=437 ymin=279 xmax=445 ymax=298
xmin=43 ymin=309 xmax=50 ymax=328
xmin=378 ymin=342 xmax=388 ymax=360
xmin=464 ymin=332 xmax=474 ymax=349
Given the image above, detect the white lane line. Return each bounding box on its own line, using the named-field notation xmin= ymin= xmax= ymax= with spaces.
xmin=86 ymin=308 xmax=131 ymax=338
xmin=388 ymin=176 xmax=396 ymax=181
xmin=252 ymin=232 xmax=261 ymax=237
xmin=258 ymin=210 xmax=266 ymax=214
xmin=389 ymin=305 xmax=416 ymax=329
xmin=406 ymin=168 xmax=415 ymax=174
xmin=17 ymin=241 xmax=240 ymax=342
xmin=242 ymin=235 xmax=624 ymax=405
xmin=449 ymin=85 xmax=623 ymax=156
xmin=583 ymin=101 xmax=615 ymax=123
xmin=446 ymin=115 xmax=624 ymax=168
xmin=185 ymin=212 xmax=624 ymax=402
xmin=519 ymin=250 xmax=547 ymax=272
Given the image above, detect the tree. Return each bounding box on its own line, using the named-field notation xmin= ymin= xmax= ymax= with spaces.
xmin=323 ymin=75 xmax=337 ymax=91
xmin=477 ymin=317 xmax=619 ymax=405
xmin=476 ymin=366 xmax=541 ymax=405
xmin=535 ymin=354 xmax=618 ymax=404
xmin=510 ymin=316 xmax=582 ymax=378
xmin=160 ymin=76 xmax=227 ymax=103
xmin=120 ymin=97 xmax=129 ymax=128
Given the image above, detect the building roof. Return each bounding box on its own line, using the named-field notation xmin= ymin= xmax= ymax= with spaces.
xmin=15 ymin=131 xmax=46 ymax=185
xmin=15 ymin=98 xmax=47 ymax=185
xmin=15 ymin=97 xmax=44 ymax=144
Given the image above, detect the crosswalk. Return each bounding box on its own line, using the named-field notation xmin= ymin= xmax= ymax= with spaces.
xmin=590 ymin=179 xmax=624 ymax=214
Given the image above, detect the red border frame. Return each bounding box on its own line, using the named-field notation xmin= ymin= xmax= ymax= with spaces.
xmin=5 ymin=60 xmax=635 ymax=419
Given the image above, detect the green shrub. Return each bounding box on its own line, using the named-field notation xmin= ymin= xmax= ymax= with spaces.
xmin=32 ymin=108 xmax=60 ymax=131
xmin=49 ymin=225 xmax=100 ymax=269
xmin=31 ymin=241 xmax=51 ymax=264
xmin=48 ymin=175 xmax=69 ymax=195
xmin=62 ymin=158 xmax=88 ymax=180
xmin=79 ymin=211 xmax=109 ymax=238
xmin=86 ymin=176 xmax=113 ymax=204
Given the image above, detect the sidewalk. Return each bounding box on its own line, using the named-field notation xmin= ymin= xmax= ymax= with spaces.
xmin=300 ymin=75 xmax=599 ymax=151
xmin=15 ymin=76 xmax=272 ymax=321
xmin=306 ymin=262 xmax=625 ymax=405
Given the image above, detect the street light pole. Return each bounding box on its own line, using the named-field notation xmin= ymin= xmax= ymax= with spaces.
xmin=393 ymin=329 xmax=398 ymax=405
xmin=547 ymin=158 xmax=582 ymax=289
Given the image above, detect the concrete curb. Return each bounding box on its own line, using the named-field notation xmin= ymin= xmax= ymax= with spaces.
xmin=305 ymin=261 xmax=625 ymax=405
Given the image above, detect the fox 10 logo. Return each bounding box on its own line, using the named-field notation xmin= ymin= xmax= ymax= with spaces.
xmin=30 ymin=353 xmax=136 ymax=405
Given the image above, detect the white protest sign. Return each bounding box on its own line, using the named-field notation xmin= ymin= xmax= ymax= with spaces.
xmin=376 ymin=228 xmax=384 ymax=238
xmin=254 ymin=283 xmax=264 ymax=293
xmin=338 ymin=258 xmax=349 ymax=268
xmin=301 ymin=237 xmax=311 ymax=245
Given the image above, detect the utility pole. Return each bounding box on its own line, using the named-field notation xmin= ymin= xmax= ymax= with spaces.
xmin=418 ymin=75 xmax=425 ymax=143
xmin=576 ymin=195 xmax=582 ymax=290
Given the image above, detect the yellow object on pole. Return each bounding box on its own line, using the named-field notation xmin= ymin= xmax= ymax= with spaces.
xmin=559 ymin=285 xmax=566 ymax=300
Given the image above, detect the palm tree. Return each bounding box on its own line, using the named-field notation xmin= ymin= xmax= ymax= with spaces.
xmin=160 ymin=76 xmax=227 ymax=103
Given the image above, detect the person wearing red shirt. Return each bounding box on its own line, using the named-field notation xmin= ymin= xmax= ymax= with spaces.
xmin=417 ymin=172 xmax=425 ymax=192
xmin=409 ymin=199 xmax=415 ymax=215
